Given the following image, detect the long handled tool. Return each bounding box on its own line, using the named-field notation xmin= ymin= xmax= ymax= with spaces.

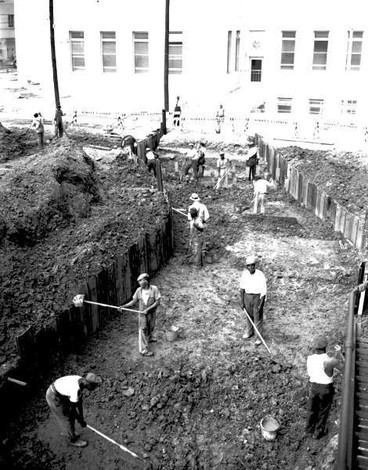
xmin=172 ymin=207 xmax=187 ymax=217
xmin=73 ymin=294 xmax=141 ymax=314
xmin=243 ymin=307 xmax=272 ymax=355
xmin=87 ymin=424 xmax=144 ymax=462
xmin=214 ymin=167 xmax=231 ymax=189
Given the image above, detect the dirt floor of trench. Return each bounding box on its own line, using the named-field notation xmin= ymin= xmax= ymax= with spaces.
xmin=2 ymin=161 xmax=363 ymax=470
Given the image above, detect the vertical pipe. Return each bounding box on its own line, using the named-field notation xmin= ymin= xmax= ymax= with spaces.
xmin=49 ymin=0 xmax=61 ymax=109
xmin=336 ymin=292 xmax=356 ymax=470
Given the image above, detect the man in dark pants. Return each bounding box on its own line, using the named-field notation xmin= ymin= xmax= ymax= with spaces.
xmin=305 ymin=336 xmax=344 ymax=439
xmin=46 ymin=372 xmax=102 ymax=447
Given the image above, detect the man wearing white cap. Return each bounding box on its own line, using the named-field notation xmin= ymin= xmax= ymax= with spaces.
xmin=145 ymin=147 xmax=158 ymax=177
xmin=239 ymin=255 xmax=267 ymax=345
xmin=119 ymin=273 xmax=161 ymax=357
xmin=305 ymin=336 xmax=344 ymax=439
xmin=216 ymin=151 xmax=231 ymax=189
xmin=187 ymin=193 xmax=209 ymax=225
xmin=253 ymin=172 xmax=275 ymax=215
xmin=46 ymin=372 xmax=102 ymax=447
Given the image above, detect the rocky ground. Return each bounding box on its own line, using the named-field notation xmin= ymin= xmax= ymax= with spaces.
xmin=0 ymin=117 xmax=367 ymax=470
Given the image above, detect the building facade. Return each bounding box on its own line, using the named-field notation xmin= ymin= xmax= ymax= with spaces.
xmin=13 ymin=0 xmax=368 ymax=125
xmin=0 ymin=0 xmax=15 ymax=65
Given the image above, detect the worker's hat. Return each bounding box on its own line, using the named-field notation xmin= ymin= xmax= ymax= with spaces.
xmin=190 ymin=193 xmax=200 ymax=201
xmin=137 ymin=273 xmax=150 ymax=282
xmin=313 ymin=336 xmax=328 ymax=350
xmin=245 ymin=255 xmax=257 ymax=265
xmin=219 ymin=151 xmax=225 ymax=156
xmin=86 ymin=372 xmax=102 ymax=384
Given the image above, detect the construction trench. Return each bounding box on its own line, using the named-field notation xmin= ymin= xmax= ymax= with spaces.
xmin=0 ymin=125 xmax=367 ymax=470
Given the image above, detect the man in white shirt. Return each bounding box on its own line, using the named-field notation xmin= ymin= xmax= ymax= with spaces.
xmin=305 ymin=336 xmax=344 ymax=439
xmin=46 ymin=372 xmax=102 ymax=447
xmin=216 ymin=151 xmax=231 ymax=188
xmin=187 ymin=193 xmax=210 ymax=225
xmin=183 ymin=143 xmax=198 ymax=180
xmin=253 ymin=172 xmax=275 ymax=215
xmin=239 ymin=255 xmax=267 ymax=345
xmin=145 ymin=147 xmax=158 ymax=177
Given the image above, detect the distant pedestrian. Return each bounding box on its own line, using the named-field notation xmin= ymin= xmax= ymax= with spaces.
xmin=119 ymin=273 xmax=161 ymax=357
xmin=305 ymin=336 xmax=344 ymax=440
xmin=173 ymin=96 xmax=182 ymax=127
xmin=145 ymin=147 xmax=159 ymax=177
xmin=215 ymin=104 xmax=225 ymax=134
xmin=247 ymin=145 xmax=259 ymax=181
xmin=239 ymin=255 xmax=267 ymax=345
xmin=197 ymin=142 xmax=206 ymax=179
xmin=46 ymin=372 xmax=102 ymax=448
xmin=31 ymin=112 xmax=44 ymax=148
xmin=216 ymin=151 xmax=231 ymax=188
xmin=253 ymin=172 xmax=275 ymax=215
xmin=54 ymin=106 xmax=64 ymax=138
xmin=187 ymin=193 xmax=209 ymax=225
xmin=183 ymin=143 xmax=198 ymax=180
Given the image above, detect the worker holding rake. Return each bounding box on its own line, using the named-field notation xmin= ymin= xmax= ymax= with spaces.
xmin=46 ymin=372 xmax=102 ymax=448
xmin=119 ymin=273 xmax=161 ymax=357
xmin=239 ymin=255 xmax=267 ymax=346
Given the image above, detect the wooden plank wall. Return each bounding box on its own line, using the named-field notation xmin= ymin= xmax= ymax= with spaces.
xmin=255 ymin=134 xmax=367 ymax=252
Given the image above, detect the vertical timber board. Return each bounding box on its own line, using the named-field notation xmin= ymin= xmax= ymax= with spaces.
xmin=356 ymin=219 xmax=365 ymax=251
xmin=315 ymin=189 xmax=322 ymax=219
xmin=107 ymin=262 xmax=117 ymax=307
xmin=329 ymin=199 xmax=337 ymax=227
xmin=76 ymin=282 xmax=91 ymax=339
xmin=147 ymin=230 xmax=158 ymax=273
xmin=344 ymin=212 xmax=353 ymax=243
xmin=351 ymin=216 xmax=359 ymax=247
xmin=297 ymin=171 xmax=304 ymax=204
xmin=116 ymin=254 xmax=125 ymax=304
xmin=289 ymin=168 xmax=297 ymax=199
xmin=87 ymin=275 xmax=99 ymax=333
xmin=139 ymin=233 xmax=148 ymax=274
xmin=58 ymin=308 xmax=72 ymax=351
xmin=129 ymin=243 xmax=140 ymax=289
xmin=125 ymin=255 xmax=132 ymax=300
xmin=320 ymin=191 xmax=329 ymax=220
xmin=334 ymin=204 xmax=342 ymax=232
xmin=16 ymin=325 xmax=35 ymax=363
xmin=97 ymin=269 xmax=109 ymax=327
xmin=137 ymin=141 xmax=146 ymax=162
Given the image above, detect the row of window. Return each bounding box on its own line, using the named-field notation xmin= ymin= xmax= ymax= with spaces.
xmin=0 ymin=13 xmax=14 ymax=28
xmin=281 ymin=30 xmax=363 ymax=71
xmin=70 ymin=30 xmax=183 ymax=73
xmin=226 ymin=29 xmax=364 ymax=76
xmin=274 ymin=98 xmax=357 ymax=115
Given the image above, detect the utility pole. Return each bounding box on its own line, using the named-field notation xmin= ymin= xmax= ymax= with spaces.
xmin=162 ymin=0 xmax=170 ymax=134
xmin=49 ymin=0 xmax=63 ymax=130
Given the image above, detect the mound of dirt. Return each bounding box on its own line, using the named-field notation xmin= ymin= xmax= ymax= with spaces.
xmin=0 ymin=139 xmax=168 ymax=362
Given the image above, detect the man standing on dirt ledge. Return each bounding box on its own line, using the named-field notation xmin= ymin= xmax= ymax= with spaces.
xmin=305 ymin=336 xmax=344 ymax=440
xmin=45 ymin=372 xmax=102 ymax=448
xmin=119 ymin=273 xmax=161 ymax=357
xmin=239 ymin=255 xmax=267 ymax=345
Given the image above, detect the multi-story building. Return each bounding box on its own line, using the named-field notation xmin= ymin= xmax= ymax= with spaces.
xmin=0 ymin=0 xmax=15 ymax=65
xmin=13 ymin=0 xmax=368 ymax=126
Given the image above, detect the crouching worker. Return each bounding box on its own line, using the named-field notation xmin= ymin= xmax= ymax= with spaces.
xmin=305 ymin=336 xmax=344 ymax=440
xmin=46 ymin=372 xmax=102 ymax=448
xmin=120 ymin=273 xmax=161 ymax=357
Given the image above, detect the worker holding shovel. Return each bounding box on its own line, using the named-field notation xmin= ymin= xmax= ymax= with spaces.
xmin=239 ymin=255 xmax=267 ymax=346
xmin=119 ymin=273 xmax=161 ymax=357
xmin=46 ymin=372 xmax=102 ymax=448
xmin=216 ymin=151 xmax=231 ymax=189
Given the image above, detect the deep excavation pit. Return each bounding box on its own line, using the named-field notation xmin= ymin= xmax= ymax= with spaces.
xmin=0 ymin=127 xmax=366 ymax=469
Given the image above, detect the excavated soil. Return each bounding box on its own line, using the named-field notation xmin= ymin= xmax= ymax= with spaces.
xmin=0 ymin=125 xmax=367 ymax=470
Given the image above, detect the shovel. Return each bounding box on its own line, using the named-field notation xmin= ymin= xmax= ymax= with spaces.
xmin=73 ymin=294 xmax=141 ymax=314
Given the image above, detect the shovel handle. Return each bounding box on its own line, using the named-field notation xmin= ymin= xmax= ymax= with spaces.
xmin=87 ymin=424 xmax=143 ymax=460
xmin=243 ymin=308 xmax=272 ymax=355
xmin=83 ymin=300 xmax=141 ymax=314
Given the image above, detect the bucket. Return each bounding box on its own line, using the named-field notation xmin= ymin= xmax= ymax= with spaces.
xmin=260 ymin=416 xmax=280 ymax=441
xmin=166 ymin=326 xmax=179 ymax=342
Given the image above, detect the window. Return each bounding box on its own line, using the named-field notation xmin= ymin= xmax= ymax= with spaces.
xmin=133 ymin=32 xmax=149 ymax=73
xmin=169 ymin=31 xmax=182 ymax=74
xmin=250 ymin=59 xmax=262 ymax=82
xmin=312 ymin=31 xmax=329 ymax=70
xmin=280 ymin=31 xmax=296 ymax=69
xmin=235 ymin=31 xmax=241 ymax=72
xmin=8 ymin=14 xmax=14 ymax=28
xmin=277 ymin=97 xmax=292 ymax=113
xmin=101 ymin=31 xmax=116 ymax=73
xmin=341 ymin=100 xmax=357 ymax=115
xmin=346 ymin=31 xmax=363 ymax=71
xmin=69 ymin=31 xmax=85 ymax=71
xmin=226 ymin=31 xmax=233 ymax=73
xmin=309 ymin=99 xmax=324 ymax=115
